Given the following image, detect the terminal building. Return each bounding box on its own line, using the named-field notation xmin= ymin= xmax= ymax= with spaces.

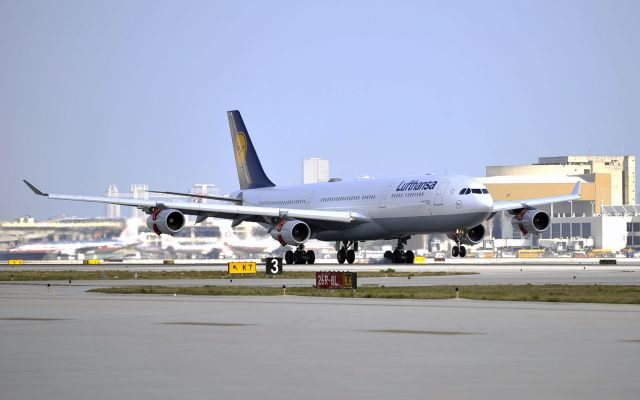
xmin=480 ymin=155 xmax=638 ymax=254
xmin=303 ymin=158 xmax=330 ymax=184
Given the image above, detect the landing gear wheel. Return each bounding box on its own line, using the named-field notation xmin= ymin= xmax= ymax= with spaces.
xmin=346 ymin=249 xmax=356 ymax=264
xmin=294 ymin=250 xmax=307 ymax=264
xmin=459 ymin=246 xmax=467 ymax=258
xmin=392 ymin=249 xmax=405 ymax=264
xmin=389 ymin=235 xmax=412 ymax=264
xmin=452 ymin=246 xmax=459 ymax=258
xmin=337 ymin=241 xmax=357 ymax=264
xmin=384 ymin=250 xmax=393 ymax=260
xmin=285 ymin=250 xmax=294 ymax=264
xmin=307 ymin=250 xmax=315 ymax=265
xmin=405 ymin=250 xmax=415 ymax=264
xmin=337 ymin=249 xmax=346 ymax=264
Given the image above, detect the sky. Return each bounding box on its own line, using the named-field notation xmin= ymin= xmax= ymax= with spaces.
xmin=2 ymin=0 xmax=639 ymax=220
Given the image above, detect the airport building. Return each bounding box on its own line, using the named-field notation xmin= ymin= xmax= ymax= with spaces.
xmin=486 ymin=155 xmax=636 ymax=213
xmin=480 ymin=155 xmax=639 ymax=254
xmin=130 ymin=184 xmax=149 ymax=219
xmin=191 ymin=184 xmax=219 ymax=202
xmin=303 ymin=158 xmax=329 ymax=184
xmin=105 ymin=184 xmax=121 ymax=219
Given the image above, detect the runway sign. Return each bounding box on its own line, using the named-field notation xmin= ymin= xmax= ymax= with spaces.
xmin=265 ymin=258 xmax=283 ymax=275
xmin=7 ymin=259 xmax=24 ymax=265
xmin=228 ymin=261 xmax=257 ymax=274
xmin=316 ymin=271 xmax=358 ymax=289
xmin=83 ymin=259 xmax=101 ymax=265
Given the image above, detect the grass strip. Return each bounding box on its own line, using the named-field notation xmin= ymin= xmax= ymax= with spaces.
xmin=0 ymin=270 xmax=474 ymax=282
xmin=87 ymin=284 xmax=640 ymax=304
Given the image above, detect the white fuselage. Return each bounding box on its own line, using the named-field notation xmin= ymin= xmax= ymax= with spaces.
xmin=237 ymin=174 xmax=494 ymax=241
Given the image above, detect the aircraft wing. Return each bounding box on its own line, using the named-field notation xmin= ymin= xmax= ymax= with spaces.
xmin=492 ymin=181 xmax=581 ymax=212
xmin=23 ymin=180 xmax=367 ymax=224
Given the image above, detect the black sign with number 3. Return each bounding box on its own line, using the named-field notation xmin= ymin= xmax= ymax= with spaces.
xmin=265 ymin=257 xmax=283 ymax=275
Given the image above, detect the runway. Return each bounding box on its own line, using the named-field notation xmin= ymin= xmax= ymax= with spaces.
xmin=1 ymin=283 xmax=639 ymax=399
xmin=3 ymin=263 xmax=640 ymax=287
xmin=3 ymin=258 xmax=640 ymax=273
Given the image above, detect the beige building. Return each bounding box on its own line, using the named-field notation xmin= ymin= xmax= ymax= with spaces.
xmin=303 ymin=158 xmax=330 ymax=184
xmin=485 ymin=155 xmax=636 ymax=213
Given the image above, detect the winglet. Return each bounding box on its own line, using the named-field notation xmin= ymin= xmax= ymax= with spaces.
xmin=23 ymin=180 xmax=48 ymax=196
xmin=572 ymin=181 xmax=581 ymax=197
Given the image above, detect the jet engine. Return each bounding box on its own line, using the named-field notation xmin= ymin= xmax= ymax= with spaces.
xmin=448 ymin=224 xmax=486 ymax=245
xmin=511 ymin=208 xmax=550 ymax=235
xmin=146 ymin=209 xmax=186 ymax=235
xmin=270 ymin=219 xmax=311 ymax=246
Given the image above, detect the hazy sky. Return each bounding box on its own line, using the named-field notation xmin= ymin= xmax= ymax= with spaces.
xmin=2 ymin=0 xmax=639 ymax=220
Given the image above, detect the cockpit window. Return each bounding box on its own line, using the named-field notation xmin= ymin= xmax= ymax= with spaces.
xmin=464 ymin=188 xmax=471 ymax=195
xmin=471 ymin=188 xmax=482 ymax=194
xmin=481 ymin=188 xmax=489 ymax=194
xmin=459 ymin=189 xmax=466 ymax=195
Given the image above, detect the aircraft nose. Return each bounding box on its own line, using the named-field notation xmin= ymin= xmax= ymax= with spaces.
xmin=476 ymin=192 xmax=494 ymax=214
xmin=482 ymin=195 xmax=494 ymax=213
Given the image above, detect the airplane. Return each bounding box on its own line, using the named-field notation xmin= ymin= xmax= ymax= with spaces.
xmin=24 ymin=110 xmax=581 ymax=265
xmin=2 ymin=218 xmax=140 ymax=260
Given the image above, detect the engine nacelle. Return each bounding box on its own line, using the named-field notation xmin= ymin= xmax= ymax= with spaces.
xmin=270 ymin=220 xmax=311 ymax=246
xmin=146 ymin=209 xmax=186 ymax=235
xmin=511 ymin=209 xmax=550 ymax=235
xmin=448 ymin=224 xmax=486 ymax=245
xmin=462 ymin=224 xmax=485 ymax=245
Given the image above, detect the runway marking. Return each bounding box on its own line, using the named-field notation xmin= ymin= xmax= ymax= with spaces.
xmin=160 ymin=322 xmax=255 ymax=327
xmin=366 ymin=329 xmax=480 ymax=336
xmin=0 ymin=317 xmax=68 ymax=321
xmin=2 ymin=294 xmax=640 ymax=314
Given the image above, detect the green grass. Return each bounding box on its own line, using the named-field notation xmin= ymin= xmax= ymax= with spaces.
xmin=87 ymin=284 xmax=640 ymax=304
xmin=0 ymin=270 xmax=474 ymax=282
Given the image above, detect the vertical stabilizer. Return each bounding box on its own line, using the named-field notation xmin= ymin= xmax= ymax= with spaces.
xmin=227 ymin=110 xmax=275 ymax=190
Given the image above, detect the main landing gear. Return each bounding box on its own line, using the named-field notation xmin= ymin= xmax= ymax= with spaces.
xmin=383 ymin=236 xmax=415 ymax=264
xmin=285 ymin=245 xmax=315 ymax=265
xmin=337 ymin=241 xmax=357 ymax=264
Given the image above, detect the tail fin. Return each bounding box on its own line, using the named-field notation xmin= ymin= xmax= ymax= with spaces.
xmin=227 ymin=110 xmax=275 ymax=190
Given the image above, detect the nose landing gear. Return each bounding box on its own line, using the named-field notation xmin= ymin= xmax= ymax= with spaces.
xmin=450 ymin=230 xmax=467 ymax=258
xmin=451 ymin=245 xmax=466 ymax=258
xmin=285 ymin=245 xmax=315 ymax=265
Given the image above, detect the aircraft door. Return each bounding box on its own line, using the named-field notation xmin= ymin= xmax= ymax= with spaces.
xmin=379 ymin=185 xmax=393 ymax=208
xmin=306 ymin=191 xmax=315 ymax=209
xmin=433 ymin=180 xmax=449 ymax=206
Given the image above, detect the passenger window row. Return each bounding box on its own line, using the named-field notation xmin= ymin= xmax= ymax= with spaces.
xmin=391 ymin=192 xmax=426 ymax=199
xmin=320 ymin=195 xmax=377 ymax=203
xmin=259 ymin=199 xmax=306 ymax=206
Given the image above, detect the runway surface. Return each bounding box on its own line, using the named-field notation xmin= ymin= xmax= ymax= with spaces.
xmin=3 ymin=258 xmax=640 ymax=273
xmin=2 ymin=267 xmax=640 ymax=288
xmin=1 ymin=283 xmax=640 ymax=399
